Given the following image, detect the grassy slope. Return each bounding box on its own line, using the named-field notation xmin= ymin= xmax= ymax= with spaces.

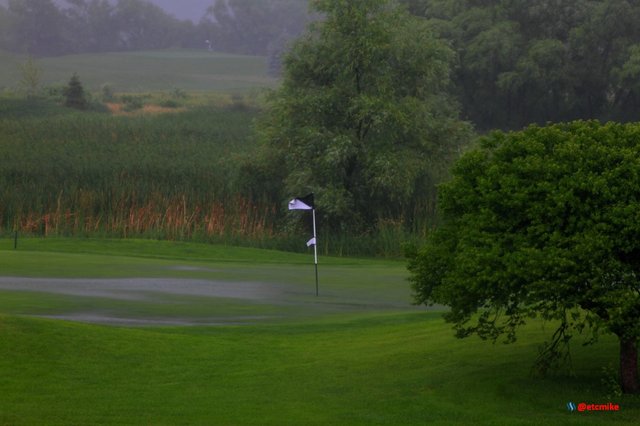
xmin=2 ymin=237 xmax=396 ymax=265
xmin=0 ymin=49 xmax=278 ymax=92
xmin=0 ymin=238 xmax=638 ymax=424
xmin=0 ymin=314 xmax=638 ymax=425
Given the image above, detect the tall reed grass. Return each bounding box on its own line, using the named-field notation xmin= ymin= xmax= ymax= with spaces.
xmin=0 ymin=100 xmax=278 ymax=240
xmin=0 ymin=98 xmax=433 ymax=256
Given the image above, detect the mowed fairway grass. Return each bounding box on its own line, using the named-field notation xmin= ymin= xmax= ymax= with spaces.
xmin=0 ymin=238 xmax=638 ymax=425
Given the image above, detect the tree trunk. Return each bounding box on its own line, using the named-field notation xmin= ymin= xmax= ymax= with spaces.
xmin=620 ymin=337 xmax=639 ymax=394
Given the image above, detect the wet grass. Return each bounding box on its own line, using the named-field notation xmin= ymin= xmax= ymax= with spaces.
xmin=0 ymin=238 xmax=638 ymax=424
xmin=0 ymin=313 xmax=638 ymax=425
xmin=0 ymin=237 xmax=413 ymax=324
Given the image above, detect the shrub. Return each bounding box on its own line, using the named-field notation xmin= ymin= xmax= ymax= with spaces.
xmin=101 ymin=84 xmax=115 ymax=102
xmin=159 ymin=99 xmax=180 ymax=108
xmin=121 ymin=95 xmax=144 ymax=111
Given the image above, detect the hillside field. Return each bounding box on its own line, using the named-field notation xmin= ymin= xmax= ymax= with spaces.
xmin=0 ymin=238 xmax=638 ymax=425
xmin=0 ymin=49 xmax=278 ymax=93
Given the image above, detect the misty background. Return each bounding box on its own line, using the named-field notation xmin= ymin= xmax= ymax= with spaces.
xmin=4 ymin=0 xmax=640 ymax=130
xmin=3 ymin=0 xmax=220 ymax=22
xmin=0 ymin=0 xmax=313 ymax=71
xmin=127 ymin=0 xmax=213 ymax=21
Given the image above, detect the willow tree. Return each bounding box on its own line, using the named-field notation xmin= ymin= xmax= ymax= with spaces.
xmin=257 ymin=0 xmax=471 ymax=233
xmin=408 ymin=121 xmax=640 ymax=393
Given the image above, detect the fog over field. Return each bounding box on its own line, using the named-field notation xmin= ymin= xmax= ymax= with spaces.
xmin=141 ymin=0 xmax=212 ymax=21
xmin=0 ymin=0 xmax=237 ymax=22
xmin=1 ymin=0 xmax=311 ymax=57
xmin=1 ymin=0 xmax=212 ymax=21
xmin=54 ymin=0 xmax=214 ymax=22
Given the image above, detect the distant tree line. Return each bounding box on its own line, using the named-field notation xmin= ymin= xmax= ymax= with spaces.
xmin=0 ymin=0 xmax=311 ymax=61
xmin=0 ymin=0 xmax=197 ymax=54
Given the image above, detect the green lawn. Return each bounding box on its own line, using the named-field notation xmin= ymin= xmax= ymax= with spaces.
xmin=0 ymin=238 xmax=638 ymax=424
xmin=0 ymin=314 xmax=638 ymax=425
xmin=0 ymin=49 xmax=278 ymax=93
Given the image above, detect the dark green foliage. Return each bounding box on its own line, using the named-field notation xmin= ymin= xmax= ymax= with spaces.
xmin=63 ymin=73 xmax=87 ymax=110
xmin=257 ymin=0 xmax=472 ymax=235
xmin=407 ymin=0 xmax=640 ymax=129
xmin=408 ymin=120 xmax=640 ymax=392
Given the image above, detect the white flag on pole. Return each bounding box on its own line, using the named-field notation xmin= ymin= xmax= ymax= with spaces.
xmin=288 ymin=193 xmax=314 ymax=210
xmin=306 ymin=237 xmax=316 ymax=247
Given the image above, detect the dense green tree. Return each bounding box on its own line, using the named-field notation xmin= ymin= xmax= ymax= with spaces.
xmin=408 ymin=121 xmax=640 ymax=393
xmin=497 ymin=38 xmax=571 ymax=125
xmin=566 ymin=0 xmax=638 ymax=119
xmin=257 ymin=0 xmax=471 ymax=233
xmin=412 ymin=0 xmax=640 ymax=129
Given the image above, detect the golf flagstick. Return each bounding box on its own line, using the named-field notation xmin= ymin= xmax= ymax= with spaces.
xmin=312 ymin=208 xmax=318 ymax=296
xmin=288 ymin=193 xmax=318 ymax=296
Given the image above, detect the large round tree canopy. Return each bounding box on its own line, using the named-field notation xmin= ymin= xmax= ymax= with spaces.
xmin=408 ymin=120 xmax=640 ymax=393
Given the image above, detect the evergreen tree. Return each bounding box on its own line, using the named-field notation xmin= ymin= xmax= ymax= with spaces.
xmin=63 ymin=73 xmax=87 ymax=110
